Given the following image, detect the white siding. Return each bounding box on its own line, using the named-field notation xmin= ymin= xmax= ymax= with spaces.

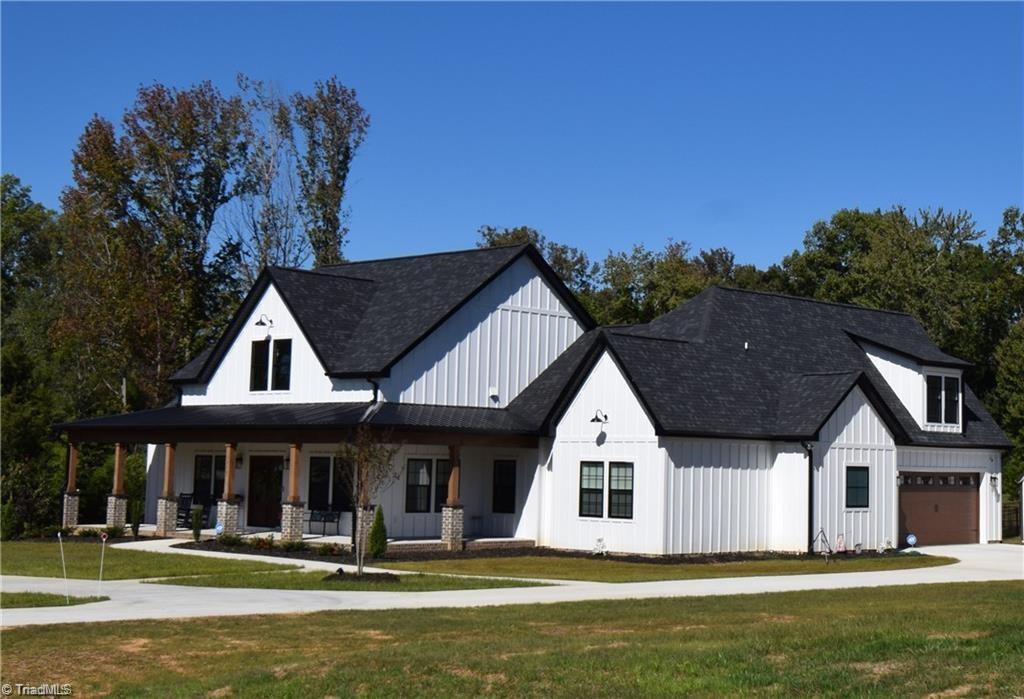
xmin=664 ymin=438 xmax=773 ymax=554
xmin=863 ymin=343 xmax=963 ymax=433
xmin=813 ymin=386 xmax=897 ymax=551
xmin=769 ymin=444 xmax=808 ymax=552
xmin=897 ymin=447 xmax=1003 ymax=542
xmin=380 ymin=256 xmax=584 ymax=408
xmin=543 ymin=351 xmax=665 ymax=554
xmin=180 ymin=284 xmax=373 ymax=405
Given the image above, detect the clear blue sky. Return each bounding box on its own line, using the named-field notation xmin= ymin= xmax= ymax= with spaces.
xmin=3 ymin=2 xmax=1021 ymax=268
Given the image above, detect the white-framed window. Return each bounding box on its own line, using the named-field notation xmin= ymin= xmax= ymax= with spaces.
xmin=845 ymin=465 xmax=869 ymax=509
xmin=404 ymin=458 xmax=456 ymax=513
xmin=249 ymin=338 xmax=292 ymax=391
xmin=193 ymin=453 xmax=226 ymax=506
xmin=924 ymin=372 xmax=960 ymax=426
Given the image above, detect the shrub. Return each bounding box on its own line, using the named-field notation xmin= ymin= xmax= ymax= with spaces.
xmin=316 ymin=542 xmax=345 ymax=556
xmin=280 ymin=539 xmax=309 ymax=552
xmin=190 ymin=505 xmax=203 ymax=542
xmin=216 ymin=533 xmax=245 ymax=547
xmin=78 ymin=527 xmax=102 ymax=538
xmin=129 ymin=500 xmax=143 ymax=539
xmin=104 ymin=524 xmax=125 ymax=539
xmin=368 ymin=506 xmax=388 ymax=558
xmin=251 ymin=534 xmax=275 ymax=550
xmin=0 ymin=501 xmax=18 ymax=540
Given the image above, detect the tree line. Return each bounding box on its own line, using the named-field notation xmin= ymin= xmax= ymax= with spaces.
xmin=2 ymin=75 xmax=1021 ymax=537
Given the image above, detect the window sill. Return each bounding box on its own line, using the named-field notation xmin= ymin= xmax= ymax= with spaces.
xmin=577 ymin=517 xmax=632 ymax=523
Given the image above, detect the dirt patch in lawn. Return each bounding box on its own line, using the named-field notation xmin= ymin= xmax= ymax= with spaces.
xmin=926 ymin=630 xmax=991 ymax=640
xmin=850 ymin=660 xmax=906 ymax=677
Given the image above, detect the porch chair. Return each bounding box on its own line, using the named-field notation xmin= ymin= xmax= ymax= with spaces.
xmin=175 ymin=493 xmax=194 ymax=529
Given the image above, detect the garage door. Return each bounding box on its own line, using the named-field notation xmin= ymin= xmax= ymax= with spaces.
xmin=898 ymin=472 xmax=979 ymax=546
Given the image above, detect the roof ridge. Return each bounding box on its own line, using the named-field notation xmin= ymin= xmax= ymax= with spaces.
xmin=269 ymin=266 xmax=376 ymax=283
xmin=797 ymin=370 xmax=861 ymax=377
xmin=606 ymin=329 xmax=690 ymax=345
xmin=315 ymin=243 xmax=529 ymax=269
xmin=712 ymin=285 xmax=913 ymax=317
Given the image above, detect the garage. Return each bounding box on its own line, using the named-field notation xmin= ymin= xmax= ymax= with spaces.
xmin=898 ymin=472 xmax=979 ymax=546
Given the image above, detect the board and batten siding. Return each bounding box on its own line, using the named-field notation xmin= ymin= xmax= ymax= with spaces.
xmin=813 ymin=386 xmax=897 ymax=551
xmin=769 ymin=444 xmax=809 ymax=552
xmin=380 ymin=256 xmax=584 ymax=408
xmin=180 ymin=283 xmax=373 ymax=405
xmin=543 ymin=350 xmax=665 ymax=554
xmin=897 ymin=447 xmax=1003 ymax=542
xmin=664 ymin=439 xmax=773 ymax=554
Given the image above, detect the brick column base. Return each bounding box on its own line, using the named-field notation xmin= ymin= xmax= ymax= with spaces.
xmin=155 ymin=497 xmax=178 ymax=536
xmin=216 ymin=499 xmax=241 ymax=536
xmin=62 ymin=492 xmax=80 ymax=529
xmin=441 ymin=504 xmax=464 ymax=551
xmin=281 ymin=502 xmax=305 ymax=542
xmin=106 ymin=494 xmax=128 ymax=532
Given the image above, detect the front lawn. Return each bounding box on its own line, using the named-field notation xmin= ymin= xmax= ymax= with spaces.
xmin=383 ymin=551 xmax=956 ymax=582
xmin=0 ymin=592 xmax=108 ymax=608
xmin=2 ymin=581 xmax=1021 ymax=696
xmin=0 ymin=540 xmax=297 ymax=580
xmin=146 ymin=570 xmax=546 ymax=592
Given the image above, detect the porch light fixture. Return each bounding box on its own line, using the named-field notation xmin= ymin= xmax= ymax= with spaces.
xmin=590 ymin=410 xmax=609 ymax=425
xmin=254 ymin=314 xmax=273 ymax=327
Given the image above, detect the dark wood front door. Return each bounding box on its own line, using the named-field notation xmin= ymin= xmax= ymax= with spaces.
xmin=899 ymin=472 xmax=979 ymax=546
xmin=248 ymin=455 xmax=284 ymax=527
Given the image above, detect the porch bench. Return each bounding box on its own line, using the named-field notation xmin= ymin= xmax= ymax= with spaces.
xmin=309 ymin=509 xmax=341 ymax=536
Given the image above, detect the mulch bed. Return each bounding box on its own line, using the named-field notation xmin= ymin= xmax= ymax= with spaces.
xmin=175 ymin=539 xmax=908 ymax=566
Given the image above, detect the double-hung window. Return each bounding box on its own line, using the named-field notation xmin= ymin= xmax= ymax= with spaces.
xmin=433 ymin=459 xmax=452 ymax=513
xmin=608 ymin=462 xmax=634 ymax=519
xmin=579 ymin=462 xmax=604 ymax=517
xmin=308 ymin=456 xmax=354 ymax=512
xmin=405 ymin=459 xmax=432 ymax=513
xmin=250 ymin=338 xmax=292 ymax=391
xmin=925 ymin=374 xmax=960 ymax=426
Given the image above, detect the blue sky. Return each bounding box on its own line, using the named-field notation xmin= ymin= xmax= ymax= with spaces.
xmin=2 ymin=2 xmax=1021 ymax=268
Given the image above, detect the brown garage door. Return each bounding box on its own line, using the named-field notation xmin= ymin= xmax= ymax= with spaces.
xmin=899 ymin=472 xmax=979 ymax=546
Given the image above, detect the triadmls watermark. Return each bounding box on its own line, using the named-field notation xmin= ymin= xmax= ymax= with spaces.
xmin=1 ymin=684 xmax=73 ymax=697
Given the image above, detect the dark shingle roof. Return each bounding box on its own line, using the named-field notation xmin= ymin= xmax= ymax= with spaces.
xmin=511 ymin=287 xmax=1010 ymax=448
xmin=171 ymin=245 xmax=596 ymax=383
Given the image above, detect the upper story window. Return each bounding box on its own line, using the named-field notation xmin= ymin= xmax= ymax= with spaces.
xmin=250 ymin=338 xmax=292 ymax=392
xmin=925 ymin=374 xmax=960 ymax=426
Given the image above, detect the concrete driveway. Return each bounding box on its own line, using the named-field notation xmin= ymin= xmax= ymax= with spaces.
xmin=2 ymin=543 xmax=1020 ymax=628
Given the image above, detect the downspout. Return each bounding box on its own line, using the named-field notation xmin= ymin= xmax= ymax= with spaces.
xmin=802 ymin=440 xmax=814 ymax=554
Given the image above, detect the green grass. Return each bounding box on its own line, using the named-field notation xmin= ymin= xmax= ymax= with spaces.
xmin=2 ymin=581 xmax=1021 ymax=697
xmin=383 ymin=552 xmax=956 ymax=582
xmin=146 ymin=570 xmax=546 ymax=591
xmin=0 ymin=592 xmax=108 ymax=608
xmin=0 ymin=540 xmax=297 ymax=580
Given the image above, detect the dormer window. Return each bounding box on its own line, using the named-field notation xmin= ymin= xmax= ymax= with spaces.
xmin=250 ymin=338 xmax=291 ymax=391
xmin=925 ymin=374 xmax=960 ymax=426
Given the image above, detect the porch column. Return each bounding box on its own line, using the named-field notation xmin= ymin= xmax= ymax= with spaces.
xmin=281 ymin=442 xmax=304 ymax=542
xmin=441 ymin=443 xmax=464 ymax=551
xmin=62 ymin=443 xmax=80 ymax=529
xmin=216 ymin=443 xmax=241 ymax=536
xmin=106 ymin=443 xmax=128 ymax=531
xmin=155 ymin=442 xmax=178 ymax=536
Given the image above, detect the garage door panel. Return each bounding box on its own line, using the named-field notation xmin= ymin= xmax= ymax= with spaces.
xmin=898 ymin=472 xmax=979 ymax=546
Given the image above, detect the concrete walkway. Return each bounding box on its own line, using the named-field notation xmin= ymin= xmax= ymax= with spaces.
xmin=2 ymin=544 xmax=1020 ymax=628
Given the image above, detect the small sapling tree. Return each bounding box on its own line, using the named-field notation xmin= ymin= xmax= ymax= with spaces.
xmin=337 ymin=425 xmax=399 ymax=575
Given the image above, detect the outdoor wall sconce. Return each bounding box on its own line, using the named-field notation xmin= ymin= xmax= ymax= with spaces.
xmin=254 ymin=314 xmax=273 ymax=327
xmin=590 ymin=409 xmax=609 ymax=425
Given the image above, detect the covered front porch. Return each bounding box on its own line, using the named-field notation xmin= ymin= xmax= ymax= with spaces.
xmin=59 ymin=403 xmax=542 ymax=550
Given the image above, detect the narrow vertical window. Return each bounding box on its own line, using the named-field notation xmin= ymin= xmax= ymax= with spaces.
xmin=943 ymin=376 xmax=960 ymax=425
xmin=925 ymin=375 xmax=942 ymax=423
xmin=405 ymin=458 xmax=432 ymax=513
xmin=332 ymin=458 xmax=354 ymax=511
xmin=579 ymin=461 xmax=604 ymax=517
xmin=308 ymin=456 xmax=331 ymax=511
xmin=271 ymin=339 xmax=292 ymax=390
xmin=492 ymin=460 xmax=517 ymax=514
xmin=846 ymin=466 xmax=869 ymax=508
xmin=434 ymin=459 xmax=452 ymax=512
xmin=194 ymin=455 xmax=213 ymax=505
xmin=250 ymin=340 xmax=270 ymax=391
xmin=608 ymin=462 xmax=634 ymax=519
xmin=212 ymin=455 xmax=225 ymax=502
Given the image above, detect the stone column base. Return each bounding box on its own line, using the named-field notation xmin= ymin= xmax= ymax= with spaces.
xmin=155 ymin=496 xmax=178 ymax=536
xmin=441 ymin=504 xmax=464 ymax=551
xmin=280 ymin=502 xmax=305 ymax=542
xmin=62 ymin=492 xmax=80 ymax=529
xmin=106 ymin=494 xmax=128 ymax=532
xmin=216 ymin=499 xmax=242 ymax=536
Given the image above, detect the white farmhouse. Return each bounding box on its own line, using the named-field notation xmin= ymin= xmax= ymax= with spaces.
xmin=60 ymin=244 xmax=1011 ymax=553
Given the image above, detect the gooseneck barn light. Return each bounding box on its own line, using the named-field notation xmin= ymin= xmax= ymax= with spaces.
xmin=590 ymin=410 xmax=609 ymax=425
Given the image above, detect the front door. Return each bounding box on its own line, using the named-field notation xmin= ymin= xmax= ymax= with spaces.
xmin=248 ymin=455 xmax=284 ymax=527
